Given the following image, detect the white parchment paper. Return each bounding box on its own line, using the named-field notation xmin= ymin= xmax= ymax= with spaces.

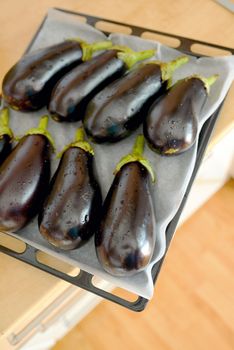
xmin=6 ymin=9 xmax=234 ymax=299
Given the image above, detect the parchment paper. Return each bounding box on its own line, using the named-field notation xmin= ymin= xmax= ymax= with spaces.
xmin=5 ymin=8 xmax=234 ymax=299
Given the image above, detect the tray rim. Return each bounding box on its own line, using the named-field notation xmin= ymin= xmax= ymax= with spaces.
xmin=0 ymin=7 xmax=233 ymax=312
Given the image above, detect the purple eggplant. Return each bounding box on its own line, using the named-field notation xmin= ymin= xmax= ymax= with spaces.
xmin=2 ymin=39 xmax=112 ymax=111
xmin=48 ymin=48 xmax=155 ymax=122
xmin=95 ymin=135 xmax=156 ymax=276
xmin=39 ymin=128 xmax=102 ymax=250
xmin=84 ymin=56 xmax=188 ymax=143
xmin=144 ymin=74 xmax=218 ymax=155
xmin=0 ymin=108 xmax=13 ymax=165
xmin=0 ymin=116 xmax=54 ymax=232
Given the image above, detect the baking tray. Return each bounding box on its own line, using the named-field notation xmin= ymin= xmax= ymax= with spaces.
xmin=0 ymin=8 xmax=233 ymax=312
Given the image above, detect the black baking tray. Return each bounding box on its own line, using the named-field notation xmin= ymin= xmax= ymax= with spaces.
xmin=0 ymin=8 xmax=233 ymax=312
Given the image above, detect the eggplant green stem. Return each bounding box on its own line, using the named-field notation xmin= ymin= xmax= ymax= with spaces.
xmin=81 ymin=40 xmax=113 ymax=61
xmin=25 ymin=115 xmax=55 ymax=150
xmin=114 ymin=135 xmax=155 ymax=182
xmin=117 ymin=49 xmax=156 ymax=70
xmin=132 ymin=133 xmax=145 ymax=157
xmin=68 ymin=38 xmax=113 ymax=61
xmin=75 ymin=127 xmax=86 ymax=142
xmin=57 ymin=127 xmax=94 ymax=158
xmin=137 ymin=55 xmax=189 ymax=82
xmin=160 ymin=56 xmax=189 ymax=81
xmin=0 ymin=108 xmax=13 ymax=139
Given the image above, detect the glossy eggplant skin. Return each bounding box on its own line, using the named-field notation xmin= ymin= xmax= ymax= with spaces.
xmin=0 ymin=135 xmax=12 ymax=166
xmin=39 ymin=147 xmax=102 ymax=250
xmin=2 ymin=41 xmax=83 ymax=111
xmin=84 ymin=64 xmax=165 ymax=143
xmin=0 ymin=135 xmax=51 ymax=232
xmin=95 ymin=162 xmax=156 ymax=276
xmin=49 ymin=50 xmax=125 ymax=122
xmin=144 ymin=78 xmax=207 ymax=155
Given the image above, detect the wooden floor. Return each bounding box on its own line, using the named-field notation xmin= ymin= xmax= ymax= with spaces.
xmin=53 ymin=180 xmax=234 ymax=350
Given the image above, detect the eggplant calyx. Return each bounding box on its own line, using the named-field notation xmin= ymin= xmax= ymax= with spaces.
xmin=164 ymin=148 xmax=179 ymax=155
xmin=67 ymin=38 xmax=113 ymax=61
xmin=0 ymin=107 xmax=13 ymax=139
xmin=136 ymin=56 xmax=188 ymax=81
xmin=160 ymin=56 xmax=189 ymax=81
xmin=108 ymin=45 xmax=134 ymax=53
xmin=114 ymin=134 xmax=155 ymax=182
xmin=188 ymin=74 xmax=219 ymax=94
xmin=25 ymin=115 xmax=55 ymax=150
xmin=57 ymin=127 xmax=94 ymax=158
xmin=117 ymin=49 xmax=156 ymax=69
xmin=81 ymin=40 xmax=113 ymax=61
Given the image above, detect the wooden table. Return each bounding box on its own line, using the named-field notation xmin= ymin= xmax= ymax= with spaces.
xmin=0 ymin=0 xmax=233 ymax=347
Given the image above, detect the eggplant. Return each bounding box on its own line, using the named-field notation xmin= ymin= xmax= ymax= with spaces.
xmin=48 ymin=48 xmax=155 ymax=122
xmin=0 ymin=108 xmax=13 ymax=165
xmin=0 ymin=116 xmax=54 ymax=232
xmin=84 ymin=56 xmax=188 ymax=143
xmin=144 ymin=75 xmax=218 ymax=155
xmin=39 ymin=128 xmax=102 ymax=250
xmin=95 ymin=135 xmax=156 ymax=276
xmin=2 ymin=39 xmax=112 ymax=111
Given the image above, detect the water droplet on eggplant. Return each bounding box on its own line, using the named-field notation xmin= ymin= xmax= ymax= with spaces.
xmin=0 ymin=133 xmax=51 ymax=232
xmin=2 ymin=40 xmax=83 ymax=111
xmin=144 ymin=77 xmax=209 ymax=155
xmin=39 ymin=142 xmax=102 ymax=250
